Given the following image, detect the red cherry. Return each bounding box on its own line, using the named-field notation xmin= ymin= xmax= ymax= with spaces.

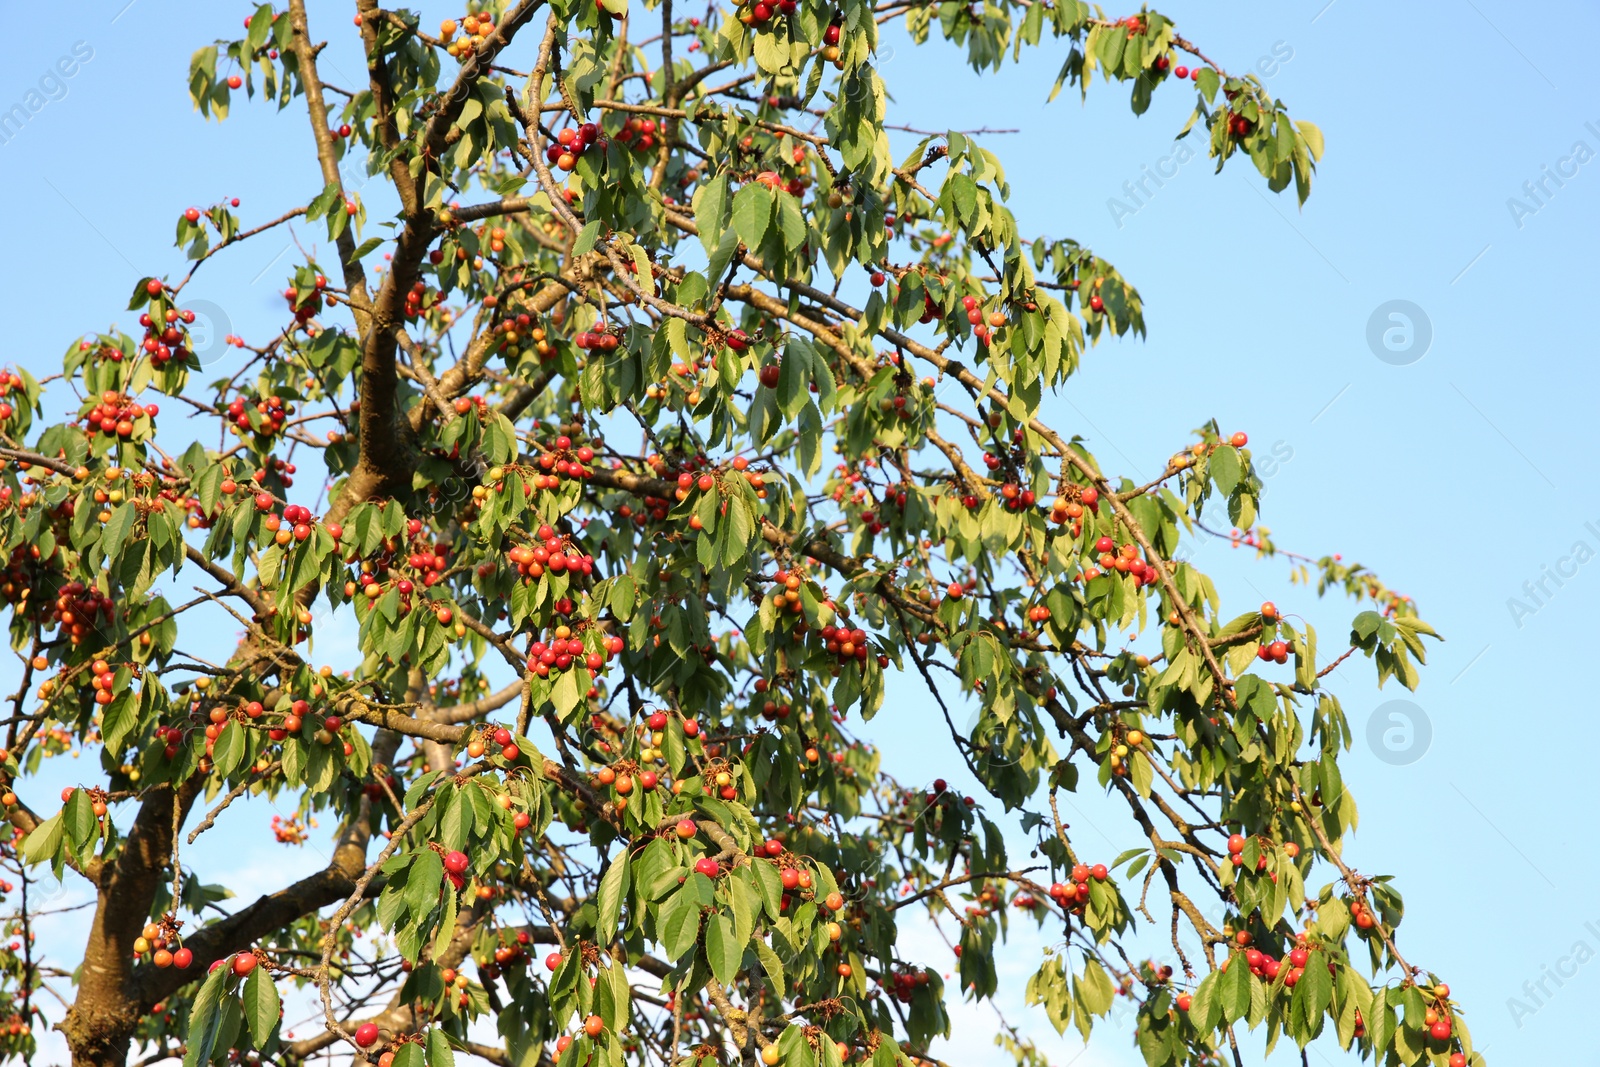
xmin=1227 ymin=834 xmax=1246 ymax=854
xmin=443 ymin=850 xmax=470 ymax=875
xmin=354 ymin=1024 xmax=380 ymax=1048
xmin=172 ymin=947 xmax=193 ymax=969
xmin=232 ymin=953 xmax=258 ymax=976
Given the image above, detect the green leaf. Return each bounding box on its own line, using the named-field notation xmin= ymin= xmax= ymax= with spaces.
xmin=658 ymin=881 xmax=702 ymax=961
xmin=212 ymin=722 xmax=246 ymax=779
xmin=20 ymin=811 xmax=64 ymax=867
xmin=408 ymin=850 xmax=443 ymax=918
xmin=242 ymin=965 xmax=280 ymax=1048
xmin=694 ymin=176 xmax=730 ymax=255
xmin=573 ymin=219 xmax=603 ymax=257
xmin=597 ymin=854 xmax=631 ymax=944
xmin=347 ymin=236 xmax=385 ymax=265
xmin=427 ymin=1026 xmax=457 ymax=1067
xmin=101 ymin=502 xmax=137 ymax=561
xmin=1295 ymin=120 xmax=1325 ymax=161
xmin=1221 ymin=957 xmax=1253 ymax=1023
xmin=731 ymin=183 xmax=773 ymax=251
xmin=63 ymin=789 xmax=96 ymax=849
xmin=1210 ymin=445 xmax=1242 ymax=495
xmin=705 ymin=911 xmax=742 ymax=987
xmin=182 ymin=959 xmax=232 ymax=1067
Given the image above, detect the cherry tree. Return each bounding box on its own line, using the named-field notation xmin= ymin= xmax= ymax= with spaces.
xmin=0 ymin=3 xmax=1473 ymax=1067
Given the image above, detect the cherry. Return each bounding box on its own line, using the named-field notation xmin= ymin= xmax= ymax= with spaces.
xmin=173 ymin=947 xmax=193 ymax=969
xmin=232 ymin=953 xmax=257 ymax=976
xmin=676 ymin=819 xmax=697 ymax=838
xmin=443 ymin=850 xmax=469 ymax=875
xmin=145 ymin=279 xmax=163 ymax=296
xmin=1429 ymin=1020 xmax=1451 ymax=1041
xmin=184 ymin=207 xmax=201 ymax=223
xmin=695 ymin=857 xmax=720 ymax=877
xmin=1259 ymin=601 xmax=1278 ymax=621
xmin=226 ymin=75 xmax=243 ymax=90
xmin=354 ymin=1023 xmax=380 ymax=1048
xmin=1175 ymin=993 xmax=1192 ymax=1011
xmin=1090 ymin=864 xmax=1108 ymax=881
xmin=1230 ymin=431 xmax=1248 ymax=447
xmin=758 ymin=363 xmax=781 ymax=388
xmin=584 ymin=1015 xmax=604 ymax=1037
xmin=493 ymin=727 xmax=513 ymax=746
xmin=545 ymin=952 xmax=563 ymax=971
xmin=1173 ymin=65 xmax=1189 ymax=79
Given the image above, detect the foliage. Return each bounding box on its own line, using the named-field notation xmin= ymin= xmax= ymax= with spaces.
xmin=0 ymin=2 xmax=1471 ymax=1067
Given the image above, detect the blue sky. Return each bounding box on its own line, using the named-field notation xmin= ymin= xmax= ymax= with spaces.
xmin=1 ymin=1 xmax=1597 ymax=1064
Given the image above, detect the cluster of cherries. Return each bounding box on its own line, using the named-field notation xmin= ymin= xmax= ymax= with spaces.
xmin=751 ymin=170 xmax=808 ymax=198
xmin=82 ymin=658 xmax=121 ymax=708
xmin=485 ymin=310 xmax=535 ymax=352
xmin=1047 ymin=861 xmax=1110 ymax=909
xmin=614 ymin=485 xmax=673 ymax=526
xmin=504 ymin=525 xmax=598 ymax=582
xmin=594 ymin=759 xmax=660 ymax=810
xmin=135 ymin=282 xmax=196 ymax=366
xmin=1047 ymin=485 xmax=1100 ymax=532
xmin=43 ymin=581 xmax=115 ymax=647
xmin=486 ymin=930 xmax=531 ymax=969
xmin=532 ymin=435 xmax=600 ymax=489
xmin=1089 ymin=536 xmax=1161 ymax=587
xmin=526 ymin=618 xmax=621 ymax=679
xmin=544 ymin=122 xmax=604 ymax=172
xmin=880 ymin=967 xmax=932 ymax=1004
xmin=1253 ymin=600 xmax=1292 ymax=664
xmin=960 ymin=295 xmax=1007 ymax=345
xmin=270 ymin=813 xmax=314 ymax=845
xmin=813 ymin=620 xmax=884 ymax=667
xmin=751 ymin=678 xmax=794 ymax=721
xmin=403 ymin=280 xmax=439 ymax=320
xmin=0 ymin=371 xmax=24 ymax=422
xmin=572 ymin=324 xmax=622 ymax=351
xmin=282 ymin=274 xmax=332 ymax=324
xmin=614 ymin=116 xmax=660 ymax=153
xmin=346 ymin=519 xmax=456 ymax=618
xmin=131 ymin=918 xmax=193 ymax=970
xmin=79 ymin=391 xmax=157 ymax=440
xmin=218 ymin=458 xmax=299 ymax=499
xmin=439 ymin=13 xmax=498 ymax=60
xmin=224 ymin=393 xmax=294 ymax=438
